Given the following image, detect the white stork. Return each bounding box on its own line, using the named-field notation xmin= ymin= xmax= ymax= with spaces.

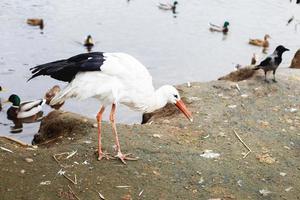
xmin=29 ymin=52 xmax=193 ymax=164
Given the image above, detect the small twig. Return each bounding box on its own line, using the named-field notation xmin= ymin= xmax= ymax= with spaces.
xmin=235 ymin=83 xmax=241 ymax=94
xmin=243 ymin=151 xmax=251 ymax=158
xmin=139 ymin=189 xmax=144 ymax=197
xmin=116 ymin=185 xmax=131 ymax=188
xmin=63 ymin=174 xmax=77 ymax=185
xmin=97 ymin=191 xmax=105 ymax=200
xmin=66 ymin=150 xmax=77 ymax=159
xmin=37 ymin=137 xmax=60 ymax=145
xmin=0 ymin=136 xmax=32 ymax=147
xmin=68 ymin=185 xmax=80 ymax=200
xmin=233 ymin=130 xmax=251 ymax=151
xmin=52 ymin=155 xmax=61 ymax=165
xmin=233 ymin=130 xmax=252 ymax=158
xmin=0 ymin=146 xmax=13 ymax=153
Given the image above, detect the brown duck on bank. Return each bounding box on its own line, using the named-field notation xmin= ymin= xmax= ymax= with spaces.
xmin=44 ymin=85 xmax=64 ymax=110
xmin=251 ymin=53 xmax=257 ymax=65
xmin=249 ymin=34 xmax=270 ymax=48
xmin=27 ymin=18 xmax=44 ymax=29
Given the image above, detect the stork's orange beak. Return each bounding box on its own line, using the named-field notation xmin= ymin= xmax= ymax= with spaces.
xmin=175 ymin=99 xmax=193 ymax=122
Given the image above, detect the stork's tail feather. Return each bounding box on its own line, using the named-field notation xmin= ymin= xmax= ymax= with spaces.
xmin=28 ymin=59 xmax=68 ymax=81
xmin=253 ymin=65 xmax=261 ymax=70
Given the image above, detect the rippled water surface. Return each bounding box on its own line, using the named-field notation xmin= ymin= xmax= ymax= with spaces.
xmin=0 ymin=0 xmax=299 ymax=143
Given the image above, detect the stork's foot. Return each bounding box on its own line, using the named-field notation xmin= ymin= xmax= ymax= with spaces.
xmin=272 ymin=79 xmax=277 ymax=83
xmin=115 ymin=152 xmax=139 ymax=164
xmin=95 ymin=150 xmax=114 ymax=161
xmin=264 ymin=79 xmax=270 ymax=83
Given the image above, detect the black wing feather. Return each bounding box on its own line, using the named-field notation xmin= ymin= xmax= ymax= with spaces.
xmin=28 ymin=52 xmax=106 ymax=82
xmin=258 ymin=57 xmax=272 ymax=67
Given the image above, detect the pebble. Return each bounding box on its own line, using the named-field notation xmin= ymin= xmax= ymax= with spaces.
xmin=285 ymin=108 xmax=298 ymax=113
xmin=162 ymin=119 xmax=170 ymax=124
xmin=198 ymin=177 xmax=204 ymax=184
xmin=280 ymin=172 xmax=287 ymax=177
xmin=228 ymin=105 xmax=237 ymax=109
xmin=40 ymin=181 xmax=51 ymax=185
xmin=200 ymin=150 xmax=220 ymax=159
xmin=20 ymin=169 xmax=25 ymax=174
xmin=259 ymin=189 xmax=271 ymax=196
xmin=237 ymin=180 xmax=243 ymax=187
xmin=285 ymin=187 xmax=293 ymax=192
xmin=152 ymin=134 xmax=162 ymax=138
xmin=25 ymin=158 xmax=33 ymax=163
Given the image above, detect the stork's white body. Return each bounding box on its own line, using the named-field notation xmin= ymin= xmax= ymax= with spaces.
xmin=50 ymin=53 xmax=168 ymax=113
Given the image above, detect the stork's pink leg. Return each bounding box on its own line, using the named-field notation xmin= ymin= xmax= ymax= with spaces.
xmin=96 ymin=106 xmax=111 ymax=161
xmin=110 ymin=103 xmax=138 ymax=164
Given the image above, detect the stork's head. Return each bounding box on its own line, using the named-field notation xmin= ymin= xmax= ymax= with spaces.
xmin=161 ymin=85 xmax=193 ymax=122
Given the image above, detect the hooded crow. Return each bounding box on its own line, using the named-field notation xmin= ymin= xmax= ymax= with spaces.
xmin=253 ymin=45 xmax=289 ymax=82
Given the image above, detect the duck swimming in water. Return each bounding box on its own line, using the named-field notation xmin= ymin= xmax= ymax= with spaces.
xmin=5 ymin=94 xmax=45 ymax=121
xmin=249 ymin=34 xmax=270 ymax=48
xmin=209 ymin=21 xmax=230 ymax=34
xmin=27 ymin=18 xmax=44 ymax=30
xmin=84 ymin=35 xmax=94 ymax=52
xmin=158 ymin=1 xmax=178 ymax=12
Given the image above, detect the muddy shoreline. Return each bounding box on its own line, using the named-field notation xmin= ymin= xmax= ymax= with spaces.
xmin=1 ymin=68 xmax=300 ymax=199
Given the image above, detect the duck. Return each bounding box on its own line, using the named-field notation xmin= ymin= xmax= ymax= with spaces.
xmin=0 ymin=86 xmax=7 ymax=111
xmin=249 ymin=34 xmax=270 ymax=48
xmin=84 ymin=35 xmax=94 ymax=47
xmin=5 ymin=94 xmax=45 ymax=121
xmin=44 ymin=85 xmax=64 ymax=110
xmin=84 ymin=35 xmax=94 ymax=52
xmin=251 ymin=53 xmax=257 ymax=65
xmin=209 ymin=21 xmax=230 ymax=34
xmin=158 ymin=1 xmax=178 ymax=11
xmin=27 ymin=18 xmax=44 ymax=29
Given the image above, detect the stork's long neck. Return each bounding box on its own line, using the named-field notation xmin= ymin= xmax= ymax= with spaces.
xmin=144 ymin=86 xmax=169 ymax=113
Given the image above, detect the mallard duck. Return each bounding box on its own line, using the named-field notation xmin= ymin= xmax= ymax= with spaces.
xmin=44 ymin=85 xmax=64 ymax=110
xmin=249 ymin=34 xmax=270 ymax=48
xmin=5 ymin=94 xmax=45 ymax=121
xmin=158 ymin=1 xmax=178 ymax=11
xmin=209 ymin=21 xmax=230 ymax=34
xmin=27 ymin=18 xmax=44 ymax=29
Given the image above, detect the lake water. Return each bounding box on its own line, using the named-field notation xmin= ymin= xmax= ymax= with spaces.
xmin=0 ymin=0 xmax=299 ymax=143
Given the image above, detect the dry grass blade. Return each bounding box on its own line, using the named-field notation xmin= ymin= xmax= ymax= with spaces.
xmin=97 ymin=191 xmax=105 ymax=199
xmin=116 ymin=185 xmax=131 ymax=188
xmin=233 ymin=130 xmax=252 ymax=158
xmin=0 ymin=146 xmax=13 ymax=153
xmin=0 ymin=136 xmax=32 ymax=147
xmin=68 ymin=185 xmax=80 ymax=200
xmin=63 ymin=174 xmax=77 ymax=185
xmin=66 ymin=150 xmax=77 ymax=159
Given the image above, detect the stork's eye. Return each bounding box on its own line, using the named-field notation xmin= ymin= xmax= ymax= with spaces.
xmin=173 ymin=94 xmax=178 ymax=98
